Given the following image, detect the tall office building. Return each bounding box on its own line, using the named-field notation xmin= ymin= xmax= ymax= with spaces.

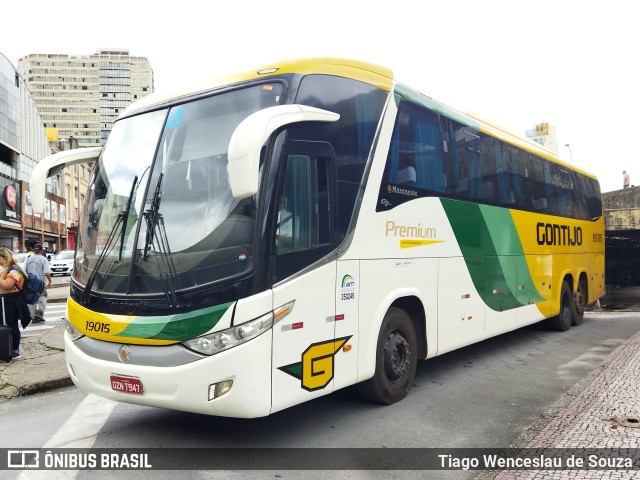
xmin=18 ymin=48 xmax=153 ymax=248
xmin=17 ymin=48 xmax=154 ymax=147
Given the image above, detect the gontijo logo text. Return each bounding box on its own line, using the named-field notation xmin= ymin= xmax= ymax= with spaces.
xmin=536 ymin=222 xmax=582 ymax=246
xmin=385 ymin=220 xmax=444 ymax=249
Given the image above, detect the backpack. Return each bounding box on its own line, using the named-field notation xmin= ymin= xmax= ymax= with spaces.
xmin=10 ymin=266 xmax=46 ymax=305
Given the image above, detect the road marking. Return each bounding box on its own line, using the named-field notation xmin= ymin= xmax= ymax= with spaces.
xmin=21 ymin=304 xmax=68 ymax=334
xmin=17 ymin=394 xmax=117 ymax=479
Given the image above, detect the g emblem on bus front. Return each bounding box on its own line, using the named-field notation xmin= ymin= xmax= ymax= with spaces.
xmin=278 ymin=336 xmax=352 ymax=391
xmin=118 ymin=345 xmax=132 ymax=364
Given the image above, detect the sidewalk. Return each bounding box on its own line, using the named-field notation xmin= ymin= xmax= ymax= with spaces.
xmin=491 ymin=319 xmax=640 ymax=479
xmin=0 ymin=283 xmax=72 ymax=398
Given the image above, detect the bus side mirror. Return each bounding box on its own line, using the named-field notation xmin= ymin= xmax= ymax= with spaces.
xmin=227 ymin=104 xmax=339 ymax=199
xmin=30 ymin=147 xmax=102 ymax=214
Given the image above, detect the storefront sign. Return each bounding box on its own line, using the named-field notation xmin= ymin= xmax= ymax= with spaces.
xmin=0 ymin=182 xmax=21 ymax=224
xmin=4 ymin=186 xmax=16 ymax=208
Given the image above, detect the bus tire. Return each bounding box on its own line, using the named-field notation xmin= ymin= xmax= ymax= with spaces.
xmin=572 ymin=279 xmax=587 ymax=326
xmin=546 ymin=280 xmax=573 ymax=332
xmin=358 ymin=307 xmax=417 ymax=405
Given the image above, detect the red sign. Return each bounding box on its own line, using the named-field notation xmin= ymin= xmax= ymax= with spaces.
xmin=4 ymin=186 xmax=16 ymax=209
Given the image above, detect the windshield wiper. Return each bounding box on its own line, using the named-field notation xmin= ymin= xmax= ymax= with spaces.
xmin=81 ymin=176 xmax=138 ymax=304
xmin=143 ymin=173 xmax=163 ymax=260
xmin=142 ymin=174 xmax=181 ymax=308
xmin=119 ymin=175 xmax=139 ymax=261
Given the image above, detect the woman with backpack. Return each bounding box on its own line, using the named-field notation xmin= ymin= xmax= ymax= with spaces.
xmin=0 ymin=247 xmax=26 ymax=360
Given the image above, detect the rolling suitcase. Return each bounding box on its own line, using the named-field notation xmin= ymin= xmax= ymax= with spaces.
xmin=0 ymin=296 xmax=13 ymax=362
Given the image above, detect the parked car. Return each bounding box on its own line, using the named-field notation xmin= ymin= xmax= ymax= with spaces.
xmin=50 ymin=250 xmax=75 ymax=276
xmin=15 ymin=252 xmax=31 ymax=270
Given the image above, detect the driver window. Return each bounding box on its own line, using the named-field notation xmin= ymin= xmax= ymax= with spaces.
xmin=273 ymin=142 xmax=337 ymax=282
xmin=276 ymin=154 xmax=331 ymax=255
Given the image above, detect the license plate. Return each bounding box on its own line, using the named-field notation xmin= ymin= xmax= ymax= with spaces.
xmin=110 ymin=375 xmax=143 ymax=395
xmin=52 ymin=268 xmax=65 ymax=271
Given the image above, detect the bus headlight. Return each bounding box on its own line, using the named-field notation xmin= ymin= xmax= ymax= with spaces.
xmin=64 ymin=317 xmax=85 ymax=341
xmin=183 ymin=312 xmax=273 ymax=356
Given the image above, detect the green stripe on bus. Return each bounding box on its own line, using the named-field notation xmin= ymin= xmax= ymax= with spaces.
xmin=441 ymin=199 xmax=543 ymax=311
xmin=114 ymin=302 xmax=233 ymax=341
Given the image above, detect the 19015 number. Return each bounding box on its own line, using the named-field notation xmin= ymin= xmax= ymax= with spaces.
xmin=86 ymin=321 xmax=110 ymax=333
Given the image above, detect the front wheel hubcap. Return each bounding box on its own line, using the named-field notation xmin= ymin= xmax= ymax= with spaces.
xmin=384 ymin=331 xmax=410 ymax=382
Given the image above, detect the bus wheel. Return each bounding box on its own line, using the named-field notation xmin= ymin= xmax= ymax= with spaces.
xmin=546 ymin=280 xmax=573 ymax=332
xmin=572 ymin=279 xmax=587 ymax=326
xmin=358 ymin=307 xmax=417 ymax=405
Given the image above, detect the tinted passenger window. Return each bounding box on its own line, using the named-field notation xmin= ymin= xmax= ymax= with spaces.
xmin=526 ymin=156 xmax=552 ymax=213
xmin=293 ymin=75 xmax=388 ymax=237
xmin=498 ymin=144 xmax=525 ymax=206
xmin=450 ymin=123 xmax=495 ymax=202
xmin=383 ymin=101 xmax=450 ymax=194
xmin=551 ymin=165 xmax=574 ymax=217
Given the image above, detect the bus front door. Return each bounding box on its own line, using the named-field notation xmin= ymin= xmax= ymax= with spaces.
xmin=269 ymin=148 xmax=340 ymax=413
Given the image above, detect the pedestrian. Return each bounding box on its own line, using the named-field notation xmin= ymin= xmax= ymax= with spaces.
xmin=0 ymin=247 xmax=25 ymax=360
xmin=25 ymin=243 xmax=52 ymax=323
xmin=623 ymin=170 xmax=630 ymax=189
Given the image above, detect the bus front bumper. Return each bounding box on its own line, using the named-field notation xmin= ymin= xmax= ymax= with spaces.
xmin=64 ymin=330 xmax=273 ymax=418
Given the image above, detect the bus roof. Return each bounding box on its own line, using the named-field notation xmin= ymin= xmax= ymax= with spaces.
xmin=121 ymin=57 xmax=597 ymax=181
xmin=470 ymin=112 xmax=598 ymax=180
xmin=122 ymin=57 xmax=394 ymax=117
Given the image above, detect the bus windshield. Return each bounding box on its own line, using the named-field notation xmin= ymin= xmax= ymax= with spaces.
xmin=76 ymin=83 xmax=284 ymax=296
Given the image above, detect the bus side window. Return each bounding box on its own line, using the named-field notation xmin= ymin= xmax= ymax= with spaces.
xmin=382 ymin=101 xmax=451 ymax=195
xmin=293 ymin=74 xmax=387 ymax=235
xmin=450 ymin=123 xmax=493 ymax=203
xmin=553 ymin=166 xmax=574 ymax=217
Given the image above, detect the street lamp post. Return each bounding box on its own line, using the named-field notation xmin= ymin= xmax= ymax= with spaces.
xmin=565 ymin=144 xmax=573 ymax=162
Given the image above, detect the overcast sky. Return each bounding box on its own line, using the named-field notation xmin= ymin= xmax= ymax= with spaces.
xmin=2 ymin=0 xmax=638 ymax=193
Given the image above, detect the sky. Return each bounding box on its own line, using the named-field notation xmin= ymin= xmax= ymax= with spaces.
xmin=2 ymin=0 xmax=638 ymax=193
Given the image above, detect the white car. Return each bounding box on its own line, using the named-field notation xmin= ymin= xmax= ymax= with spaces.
xmin=50 ymin=250 xmax=75 ymax=276
xmin=15 ymin=252 xmax=31 ymax=270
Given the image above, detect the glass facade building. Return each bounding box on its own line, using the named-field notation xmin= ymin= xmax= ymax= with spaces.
xmin=0 ymin=51 xmax=52 ymax=251
xmin=0 ymin=52 xmax=20 ymax=176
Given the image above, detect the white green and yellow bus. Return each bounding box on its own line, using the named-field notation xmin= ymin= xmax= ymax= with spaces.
xmin=31 ymin=58 xmax=604 ymax=417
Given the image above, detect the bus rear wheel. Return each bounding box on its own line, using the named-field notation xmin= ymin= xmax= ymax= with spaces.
xmin=358 ymin=307 xmax=417 ymax=405
xmin=546 ymin=280 xmax=573 ymax=332
xmin=572 ymin=279 xmax=587 ymax=326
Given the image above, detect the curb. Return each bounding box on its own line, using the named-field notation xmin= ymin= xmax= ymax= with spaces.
xmin=15 ymin=375 xmax=74 ymax=397
xmin=0 ymin=369 xmax=73 ymax=399
xmin=0 ymin=325 xmax=70 ymax=400
xmin=48 ymin=298 xmax=68 ymax=304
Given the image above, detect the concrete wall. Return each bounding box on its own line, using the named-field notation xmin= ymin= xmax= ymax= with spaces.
xmin=603 ymin=186 xmax=640 ymax=231
xmin=603 ymin=186 xmax=640 ymax=286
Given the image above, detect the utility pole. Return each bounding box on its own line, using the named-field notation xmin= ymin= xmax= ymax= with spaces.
xmin=565 ymin=144 xmax=573 ymax=162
